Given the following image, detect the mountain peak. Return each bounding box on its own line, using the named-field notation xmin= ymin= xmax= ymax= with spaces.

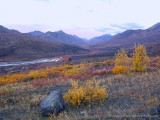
xmin=0 ymin=25 xmax=10 ymax=32
xmin=88 ymin=34 xmax=113 ymax=43
xmin=0 ymin=25 xmax=6 ymax=29
xmin=46 ymin=30 xmax=65 ymax=34
xmin=0 ymin=25 xmax=20 ymax=34
xmin=57 ymin=30 xmax=64 ymax=33
xmin=29 ymin=31 xmax=44 ymax=36
xmin=32 ymin=30 xmax=43 ymax=33
xmin=147 ymin=22 xmax=160 ymax=31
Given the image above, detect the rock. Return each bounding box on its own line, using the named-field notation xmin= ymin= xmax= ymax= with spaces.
xmin=157 ymin=108 xmax=160 ymax=115
xmin=150 ymin=109 xmax=157 ymax=115
xmin=157 ymin=103 xmax=160 ymax=116
xmin=40 ymin=90 xmax=65 ymax=116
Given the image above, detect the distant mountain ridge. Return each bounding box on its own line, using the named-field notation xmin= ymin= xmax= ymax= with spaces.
xmin=88 ymin=34 xmax=114 ymax=43
xmin=28 ymin=30 xmax=85 ymax=46
xmin=72 ymin=35 xmax=88 ymax=42
xmin=0 ymin=25 xmax=20 ymax=34
xmin=28 ymin=31 xmax=44 ymax=36
xmin=147 ymin=22 xmax=160 ymax=31
xmin=1 ymin=22 xmax=160 ymax=61
xmin=88 ymin=23 xmax=160 ymax=55
xmin=0 ymin=25 xmax=89 ymax=61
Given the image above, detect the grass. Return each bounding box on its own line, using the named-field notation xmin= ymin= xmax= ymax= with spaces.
xmin=0 ymin=56 xmax=160 ymax=119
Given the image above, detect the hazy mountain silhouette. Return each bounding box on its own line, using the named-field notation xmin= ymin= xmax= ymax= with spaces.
xmin=29 ymin=30 xmax=85 ymax=46
xmin=88 ymin=23 xmax=160 ymax=55
xmin=0 ymin=26 xmax=89 ymax=61
xmin=88 ymin=34 xmax=114 ymax=43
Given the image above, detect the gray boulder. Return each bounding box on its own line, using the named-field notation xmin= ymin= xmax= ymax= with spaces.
xmin=40 ymin=90 xmax=65 ymax=116
xmin=158 ymin=103 xmax=160 ymax=116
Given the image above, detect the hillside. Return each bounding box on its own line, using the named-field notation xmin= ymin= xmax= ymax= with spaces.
xmin=0 ymin=26 xmax=89 ymax=61
xmin=88 ymin=23 xmax=160 ymax=55
xmin=88 ymin=34 xmax=114 ymax=43
xmin=29 ymin=30 xmax=85 ymax=46
xmin=0 ymin=25 xmax=20 ymax=34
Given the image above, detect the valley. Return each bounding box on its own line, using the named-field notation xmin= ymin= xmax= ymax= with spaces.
xmin=1 ymin=0 xmax=160 ymax=119
xmin=0 ymin=23 xmax=160 ymax=120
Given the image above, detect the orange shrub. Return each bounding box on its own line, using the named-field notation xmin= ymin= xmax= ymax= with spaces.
xmin=112 ymin=66 xmax=124 ymax=74
xmin=0 ymin=73 xmax=26 ymax=86
xmin=157 ymin=57 xmax=160 ymax=67
xmin=0 ymin=64 xmax=74 ymax=86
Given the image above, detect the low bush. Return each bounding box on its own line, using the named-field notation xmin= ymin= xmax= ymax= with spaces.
xmin=112 ymin=66 xmax=124 ymax=74
xmin=133 ymin=44 xmax=150 ymax=72
xmin=112 ymin=66 xmax=132 ymax=74
xmin=112 ymin=49 xmax=132 ymax=74
xmin=157 ymin=57 xmax=160 ymax=68
xmin=63 ymin=80 xmax=108 ymax=106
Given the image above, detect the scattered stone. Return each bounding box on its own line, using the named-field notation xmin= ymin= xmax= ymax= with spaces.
xmin=80 ymin=111 xmax=87 ymax=116
xmin=40 ymin=90 xmax=65 ymax=116
xmin=140 ymin=113 xmax=146 ymax=118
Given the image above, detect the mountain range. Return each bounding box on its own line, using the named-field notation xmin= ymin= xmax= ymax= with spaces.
xmin=29 ymin=30 xmax=85 ymax=46
xmin=88 ymin=23 xmax=160 ymax=55
xmin=88 ymin=34 xmax=114 ymax=43
xmin=0 ymin=22 xmax=160 ymax=61
xmin=0 ymin=25 xmax=20 ymax=34
xmin=0 ymin=26 xmax=89 ymax=61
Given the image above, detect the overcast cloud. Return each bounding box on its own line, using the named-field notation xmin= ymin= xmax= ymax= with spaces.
xmin=0 ymin=0 xmax=160 ymax=38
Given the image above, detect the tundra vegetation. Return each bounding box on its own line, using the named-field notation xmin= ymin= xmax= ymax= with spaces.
xmin=0 ymin=44 xmax=160 ymax=119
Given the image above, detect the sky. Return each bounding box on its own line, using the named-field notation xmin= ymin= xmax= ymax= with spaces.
xmin=0 ymin=0 xmax=160 ymax=39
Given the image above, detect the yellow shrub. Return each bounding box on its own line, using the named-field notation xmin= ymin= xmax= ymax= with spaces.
xmin=115 ymin=49 xmax=129 ymax=66
xmin=113 ymin=49 xmax=132 ymax=74
xmin=64 ymin=63 xmax=91 ymax=77
xmin=133 ymin=44 xmax=150 ymax=72
xmin=157 ymin=57 xmax=160 ymax=67
xmin=27 ymin=69 xmax=49 ymax=79
xmin=145 ymin=96 xmax=159 ymax=104
xmin=27 ymin=70 xmax=40 ymax=79
xmin=64 ymin=66 xmax=83 ymax=77
xmin=106 ymin=59 xmax=114 ymax=66
xmin=63 ymin=80 xmax=107 ymax=106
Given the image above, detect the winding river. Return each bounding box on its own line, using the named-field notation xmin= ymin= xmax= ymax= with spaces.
xmin=0 ymin=58 xmax=60 ymax=67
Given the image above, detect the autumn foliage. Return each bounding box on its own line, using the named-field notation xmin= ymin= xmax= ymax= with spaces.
xmin=63 ymin=80 xmax=108 ymax=106
xmin=0 ymin=65 xmax=73 ymax=86
xmin=0 ymin=63 xmax=93 ymax=86
xmin=133 ymin=44 xmax=150 ymax=72
xmin=157 ymin=57 xmax=160 ymax=68
xmin=112 ymin=49 xmax=132 ymax=74
xmin=112 ymin=44 xmax=151 ymax=74
xmin=112 ymin=66 xmax=124 ymax=74
xmin=0 ymin=44 xmax=154 ymax=87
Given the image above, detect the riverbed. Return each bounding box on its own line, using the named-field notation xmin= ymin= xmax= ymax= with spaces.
xmin=0 ymin=58 xmax=60 ymax=67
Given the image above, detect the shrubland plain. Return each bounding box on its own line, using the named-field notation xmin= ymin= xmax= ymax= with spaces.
xmin=0 ymin=45 xmax=160 ymax=119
